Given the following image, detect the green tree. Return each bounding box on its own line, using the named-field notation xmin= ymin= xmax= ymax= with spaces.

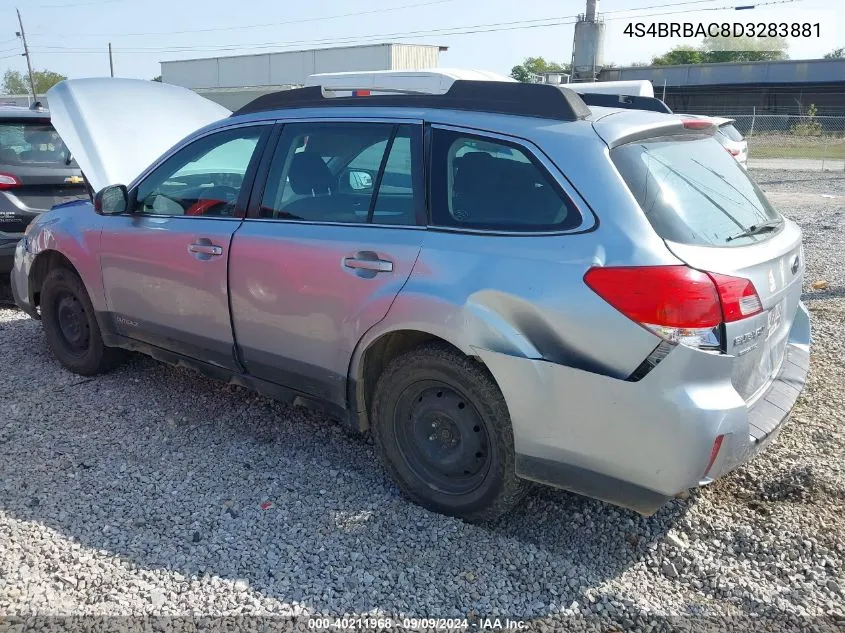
xmin=2 ymin=69 xmax=67 ymax=95
xmin=650 ymin=36 xmax=787 ymax=66
xmin=151 ymin=75 xmax=162 ymax=82
xmin=702 ymin=35 xmax=788 ymax=62
xmin=824 ymin=47 xmax=844 ymax=59
xmin=510 ymin=57 xmax=570 ymax=82
xmin=651 ymin=46 xmax=703 ymax=66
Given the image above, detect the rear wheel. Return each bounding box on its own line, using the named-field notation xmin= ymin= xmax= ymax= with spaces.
xmin=371 ymin=343 xmax=526 ymax=522
xmin=40 ymin=267 xmax=124 ymax=375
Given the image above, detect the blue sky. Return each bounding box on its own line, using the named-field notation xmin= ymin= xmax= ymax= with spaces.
xmin=0 ymin=0 xmax=841 ymax=82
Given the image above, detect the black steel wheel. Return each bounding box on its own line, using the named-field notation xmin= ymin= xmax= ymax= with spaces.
xmin=53 ymin=290 xmax=91 ymax=356
xmin=394 ymin=381 xmax=491 ymax=496
xmin=372 ymin=343 xmax=526 ymax=521
xmin=40 ymin=267 xmax=125 ymax=375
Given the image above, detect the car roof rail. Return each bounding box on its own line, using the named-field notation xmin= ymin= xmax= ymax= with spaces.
xmin=577 ymin=92 xmax=673 ymax=114
xmin=234 ymin=80 xmax=592 ymax=121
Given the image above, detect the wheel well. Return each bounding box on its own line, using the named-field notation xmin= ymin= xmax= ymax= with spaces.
xmin=355 ymin=330 xmax=468 ymax=431
xmin=29 ymin=250 xmax=77 ymax=308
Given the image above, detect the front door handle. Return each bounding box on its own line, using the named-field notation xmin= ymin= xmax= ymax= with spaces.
xmin=343 ymin=255 xmax=393 ymax=273
xmin=188 ymin=242 xmax=223 ymax=257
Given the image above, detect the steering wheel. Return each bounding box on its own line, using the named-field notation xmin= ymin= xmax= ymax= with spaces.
xmin=185 ymin=185 xmax=240 ymax=217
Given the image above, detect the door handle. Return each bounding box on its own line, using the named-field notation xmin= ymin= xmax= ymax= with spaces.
xmin=343 ymin=256 xmax=393 ymax=273
xmin=188 ymin=242 xmax=223 ymax=256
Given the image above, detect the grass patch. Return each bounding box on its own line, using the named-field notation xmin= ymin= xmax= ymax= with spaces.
xmin=748 ymin=135 xmax=845 ymax=160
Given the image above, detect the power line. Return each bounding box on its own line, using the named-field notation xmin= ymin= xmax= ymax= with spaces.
xmin=28 ymin=0 xmax=457 ymax=37
xmin=28 ymin=0 xmax=725 ymax=40
xmin=27 ymin=0 xmax=802 ymax=56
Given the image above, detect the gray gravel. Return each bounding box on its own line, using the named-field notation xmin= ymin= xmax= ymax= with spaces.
xmin=1 ymin=169 xmax=844 ymax=632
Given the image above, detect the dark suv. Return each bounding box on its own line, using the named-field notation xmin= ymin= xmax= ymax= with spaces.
xmin=0 ymin=104 xmax=87 ymax=272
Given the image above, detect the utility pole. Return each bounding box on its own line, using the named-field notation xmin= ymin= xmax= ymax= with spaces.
xmin=108 ymin=42 xmax=114 ymax=77
xmin=15 ymin=8 xmax=37 ymax=100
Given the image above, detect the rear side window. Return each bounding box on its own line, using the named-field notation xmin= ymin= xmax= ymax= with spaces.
xmin=0 ymin=121 xmax=75 ymax=167
xmin=259 ymin=122 xmax=421 ymax=226
xmin=430 ymin=129 xmax=581 ymax=231
xmin=718 ymin=123 xmax=744 ymax=142
xmin=611 ymin=135 xmax=779 ymax=246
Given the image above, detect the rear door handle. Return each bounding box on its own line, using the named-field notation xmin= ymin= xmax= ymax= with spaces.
xmin=343 ymin=256 xmax=393 ymax=273
xmin=188 ymin=242 xmax=223 ymax=256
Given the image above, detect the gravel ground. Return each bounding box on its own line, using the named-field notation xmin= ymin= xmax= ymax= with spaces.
xmin=1 ymin=169 xmax=843 ymax=632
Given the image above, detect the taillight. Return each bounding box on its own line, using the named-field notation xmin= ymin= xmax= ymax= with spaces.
xmin=727 ymin=147 xmax=740 ymax=156
xmin=0 ymin=173 xmax=21 ymax=190
xmin=708 ymin=273 xmax=763 ymax=322
xmin=584 ymin=265 xmax=763 ymax=351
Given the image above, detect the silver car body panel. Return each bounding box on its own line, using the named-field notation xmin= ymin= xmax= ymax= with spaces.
xmin=12 ymin=94 xmax=809 ymax=515
xmin=47 ymin=78 xmax=231 ymax=193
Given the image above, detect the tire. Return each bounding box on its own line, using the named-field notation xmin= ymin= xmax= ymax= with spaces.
xmin=371 ymin=343 xmax=526 ymax=522
xmin=40 ymin=267 xmax=125 ymax=376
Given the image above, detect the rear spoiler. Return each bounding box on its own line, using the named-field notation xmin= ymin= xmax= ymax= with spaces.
xmin=577 ymin=92 xmax=673 ymax=114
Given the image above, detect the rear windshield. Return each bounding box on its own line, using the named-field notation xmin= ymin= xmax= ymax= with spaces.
xmin=718 ymin=123 xmax=744 ymax=142
xmin=611 ymin=135 xmax=779 ymax=246
xmin=0 ymin=120 xmax=75 ymax=167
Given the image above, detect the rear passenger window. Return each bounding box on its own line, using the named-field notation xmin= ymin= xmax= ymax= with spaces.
xmin=259 ymin=122 xmax=421 ymax=226
xmin=430 ymin=129 xmax=581 ymax=231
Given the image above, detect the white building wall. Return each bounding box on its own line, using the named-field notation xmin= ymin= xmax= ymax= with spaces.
xmin=161 ymin=44 xmax=442 ymax=90
xmin=163 ymin=57 xmax=219 ymax=89
xmin=391 ymin=44 xmax=440 ymax=70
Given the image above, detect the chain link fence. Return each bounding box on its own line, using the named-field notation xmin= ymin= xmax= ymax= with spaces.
xmin=727 ymin=113 xmax=845 ymax=171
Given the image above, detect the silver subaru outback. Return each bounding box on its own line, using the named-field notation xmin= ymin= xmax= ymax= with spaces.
xmin=11 ymin=77 xmax=810 ymax=522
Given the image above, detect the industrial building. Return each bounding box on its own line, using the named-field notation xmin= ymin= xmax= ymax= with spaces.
xmin=160 ymin=43 xmax=447 ymax=109
xmin=597 ymin=57 xmax=845 ymax=116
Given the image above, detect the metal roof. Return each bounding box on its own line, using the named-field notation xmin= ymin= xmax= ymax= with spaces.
xmin=600 ymin=57 xmax=845 ymax=87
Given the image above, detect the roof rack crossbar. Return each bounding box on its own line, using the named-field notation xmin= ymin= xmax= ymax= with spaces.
xmin=576 ymin=92 xmax=673 ymax=114
xmin=234 ymin=80 xmax=592 ymax=121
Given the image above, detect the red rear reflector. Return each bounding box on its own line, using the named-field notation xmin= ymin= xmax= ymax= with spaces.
xmin=703 ymin=434 xmax=725 ymax=477
xmin=583 ymin=266 xmax=722 ymax=329
xmin=353 ymin=89 xmax=371 ymax=96
xmin=0 ymin=173 xmax=21 ymax=190
xmin=727 ymin=148 xmax=740 ymax=156
xmin=682 ymin=119 xmax=714 ymax=130
xmin=707 ymin=273 xmax=763 ymax=322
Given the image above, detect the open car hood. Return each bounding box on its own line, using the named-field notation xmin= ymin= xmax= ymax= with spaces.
xmin=47 ymin=78 xmax=231 ymax=193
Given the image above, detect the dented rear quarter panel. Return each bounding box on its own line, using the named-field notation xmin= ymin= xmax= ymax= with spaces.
xmin=354 ymin=113 xmax=686 ymax=383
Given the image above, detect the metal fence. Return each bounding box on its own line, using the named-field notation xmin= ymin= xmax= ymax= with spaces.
xmin=711 ymin=113 xmax=845 ymax=172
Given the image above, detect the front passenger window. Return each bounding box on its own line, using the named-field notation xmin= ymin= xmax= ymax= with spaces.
xmin=133 ymin=126 xmax=266 ymax=217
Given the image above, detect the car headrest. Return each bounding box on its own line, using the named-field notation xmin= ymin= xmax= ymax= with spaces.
xmin=288 ymin=152 xmax=333 ymax=195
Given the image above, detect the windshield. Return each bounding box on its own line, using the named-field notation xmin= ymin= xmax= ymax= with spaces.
xmin=611 ymin=135 xmax=779 ymax=246
xmin=0 ymin=121 xmax=76 ymax=167
xmin=718 ymin=123 xmax=744 ymax=142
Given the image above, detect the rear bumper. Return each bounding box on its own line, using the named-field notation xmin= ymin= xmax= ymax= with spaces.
xmin=475 ymin=301 xmax=811 ymax=515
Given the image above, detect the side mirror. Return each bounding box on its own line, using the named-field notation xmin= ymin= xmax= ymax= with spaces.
xmin=93 ymin=184 xmax=129 ymax=215
xmin=347 ymin=169 xmax=373 ymax=191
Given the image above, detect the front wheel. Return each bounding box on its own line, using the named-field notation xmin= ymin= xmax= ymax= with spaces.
xmin=371 ymin=344 xmax=526 ymax=522
xmin=40 ymin=267 xmax=125 ymax=376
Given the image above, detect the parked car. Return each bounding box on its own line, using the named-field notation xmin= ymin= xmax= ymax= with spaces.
xmin=679 ymin=114 xmax=748 ymax=168
xmin=12 ymin=77 xmax=809 ymax=522
xmin=0 ymin=104 xmax=88 ymax=273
